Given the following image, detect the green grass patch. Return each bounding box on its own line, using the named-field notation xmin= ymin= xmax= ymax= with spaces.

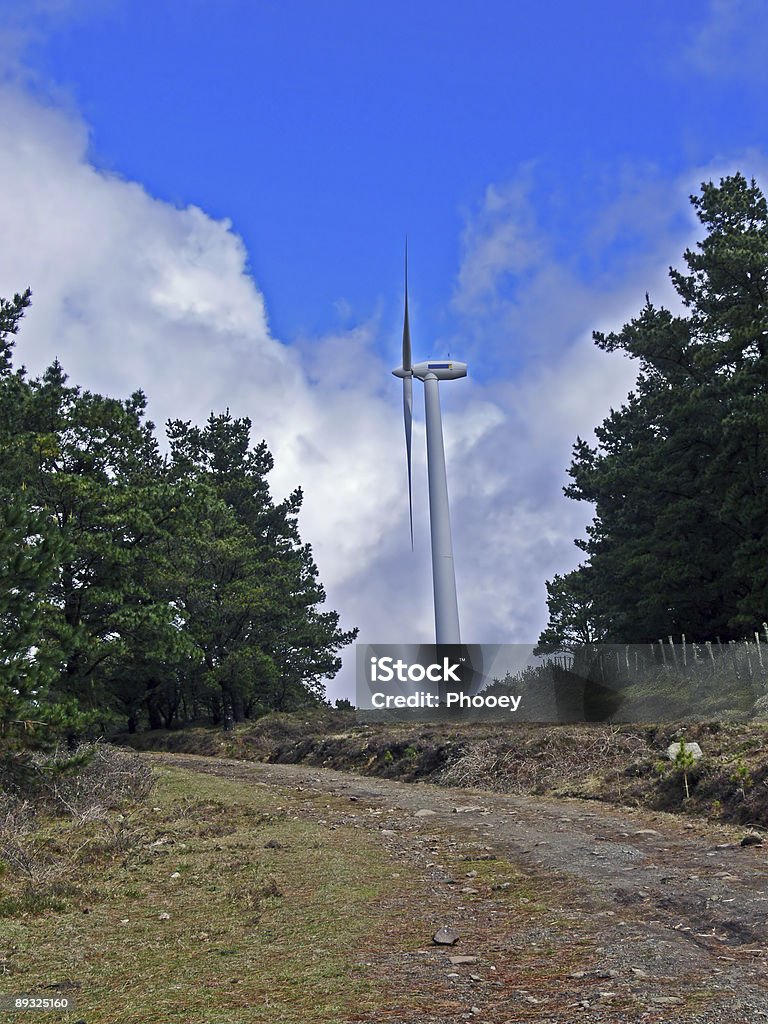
xmin=0 ymin=766 xmax=431 ymax=1023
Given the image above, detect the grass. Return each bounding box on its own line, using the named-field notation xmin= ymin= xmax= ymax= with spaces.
xmin=0 ymin=766 xmax=434 ymax=1024
xmin=2 ymin=747 xmax=708 ymax=1022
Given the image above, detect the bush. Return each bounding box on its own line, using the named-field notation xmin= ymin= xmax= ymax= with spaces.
xmin=34 ymin=743 xmax=155 ymax=818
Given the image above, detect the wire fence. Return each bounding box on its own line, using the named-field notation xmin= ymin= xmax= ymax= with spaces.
xmin=493 ymin=625 xmax=768 ymax=722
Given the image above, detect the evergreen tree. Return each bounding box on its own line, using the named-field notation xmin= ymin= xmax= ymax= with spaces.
xmin=0 ymin=501 xmax=64 ymax=748
xmin=165 ymin=412 xmax=357 ymax=721
xmin=540 ymin=174 xmax=768 ymax=650
xmin=0 ymin=290 xmax=358 ymax=734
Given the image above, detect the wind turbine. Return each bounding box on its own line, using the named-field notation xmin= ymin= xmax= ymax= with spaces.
xmin=392 ymin=253 xmax=467 ymax=645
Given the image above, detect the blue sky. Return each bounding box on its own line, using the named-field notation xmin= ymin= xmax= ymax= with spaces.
xmin=17 ymin=0 xmax=764 ymax=348
xmin=1 ymin=0 xmax=767 ymax=698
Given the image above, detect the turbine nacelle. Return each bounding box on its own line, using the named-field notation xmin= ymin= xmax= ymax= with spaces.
xmin=393 ymin=360 xmax=468 ymax=381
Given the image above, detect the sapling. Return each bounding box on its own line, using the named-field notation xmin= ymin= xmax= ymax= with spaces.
xmin=674 ymin=738 xmax=697 ymax=800
xmin=731 ymin=757 xmax=752 ymax=800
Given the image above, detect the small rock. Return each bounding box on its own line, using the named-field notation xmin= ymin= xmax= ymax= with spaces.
xmin=170 ymin=872 xmax=181 ymax=879
xmin=264 ymin=839 xmax=284 ymax=849
xmin=454 ymin=805 xmax=486 ymax=814
xmin=649 ymin=996 xmax=684 ymax=1005
xmin=433 ymin=926 xmax=460 ymax=946
xmin=741 ymin=834 xmax=763 ymax=847
xmin=159 ymin=912 xmax=171 ymax=921
xmin=449 ymin=955 xmax=479 ymax=965
xmin=415 ymin=809 xmax=437 ymax=817
xmin=634 ymin=829 xmax=660 ymax=836
xmin=666 ymin=741 xmax=703 ymax=761
xmin=380 ymin=829 xmax=396 ymax=836
xmin=470 ymin=1008 xmax=482 ymax=1015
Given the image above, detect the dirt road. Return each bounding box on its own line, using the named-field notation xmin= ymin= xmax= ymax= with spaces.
xmin=143 ymin=752 xmax=768 ymax=1023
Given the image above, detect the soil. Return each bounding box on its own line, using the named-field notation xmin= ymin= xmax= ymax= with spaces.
xmin=142 ymin=751 xmax=768 ymax=1024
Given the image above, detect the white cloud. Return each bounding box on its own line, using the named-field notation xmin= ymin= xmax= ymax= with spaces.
xmin=682 ymin=0 xmax=768 ymax=82
xmin=453 ymin=169 xmax=542 ymax=315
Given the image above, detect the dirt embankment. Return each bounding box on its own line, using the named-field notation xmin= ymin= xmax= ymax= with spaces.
xmin=116 ymin=710 xmax=768 ymax=829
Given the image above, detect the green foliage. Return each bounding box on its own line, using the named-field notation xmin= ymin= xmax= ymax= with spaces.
xmin=673 ymin=738 xmax=697 ymax=800
xmin=0 ymin=291 xmax=358 ymax=742
xmin=164 ymin=412 xmax=357 ymax=723
xmin=540 ymin=173 xmax=768 ymax=650
xmin=730 ymin=756 xmax=753 ymax=798
xmin=0 ymin=500 xmax=71 ymax=750
xmin=534 ymin=568 xmax=609 ymax=654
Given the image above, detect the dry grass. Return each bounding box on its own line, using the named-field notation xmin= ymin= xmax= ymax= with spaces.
xmin=439 ymin=726 xmax=648 ymax=795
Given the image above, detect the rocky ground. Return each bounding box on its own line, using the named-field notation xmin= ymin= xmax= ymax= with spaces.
xmin=142 ymin=752 xmax=768 ymax=1024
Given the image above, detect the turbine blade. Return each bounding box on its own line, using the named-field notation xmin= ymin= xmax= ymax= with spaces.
xmin=402 ymin=241 xmax=412 ymax=372
xmin=403 ymin=374 xmax=413 ymax=549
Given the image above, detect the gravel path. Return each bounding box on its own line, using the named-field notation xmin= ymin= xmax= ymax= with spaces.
xmin=143 ymin=752 xmax=768 ymax=1023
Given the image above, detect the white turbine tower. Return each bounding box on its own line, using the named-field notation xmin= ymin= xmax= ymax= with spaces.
xmin=392 ymin=253 xmax=467 ymax=645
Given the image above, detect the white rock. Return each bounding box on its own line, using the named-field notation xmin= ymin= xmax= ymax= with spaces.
xmin=666 ymin=741 xmax=703 ymax=761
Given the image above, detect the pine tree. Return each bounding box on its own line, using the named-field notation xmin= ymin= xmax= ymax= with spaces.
xmin=165 ymin=412 xmax=357 ymax=721
xmin=540 ymin=174 xmax=768 ymax=649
